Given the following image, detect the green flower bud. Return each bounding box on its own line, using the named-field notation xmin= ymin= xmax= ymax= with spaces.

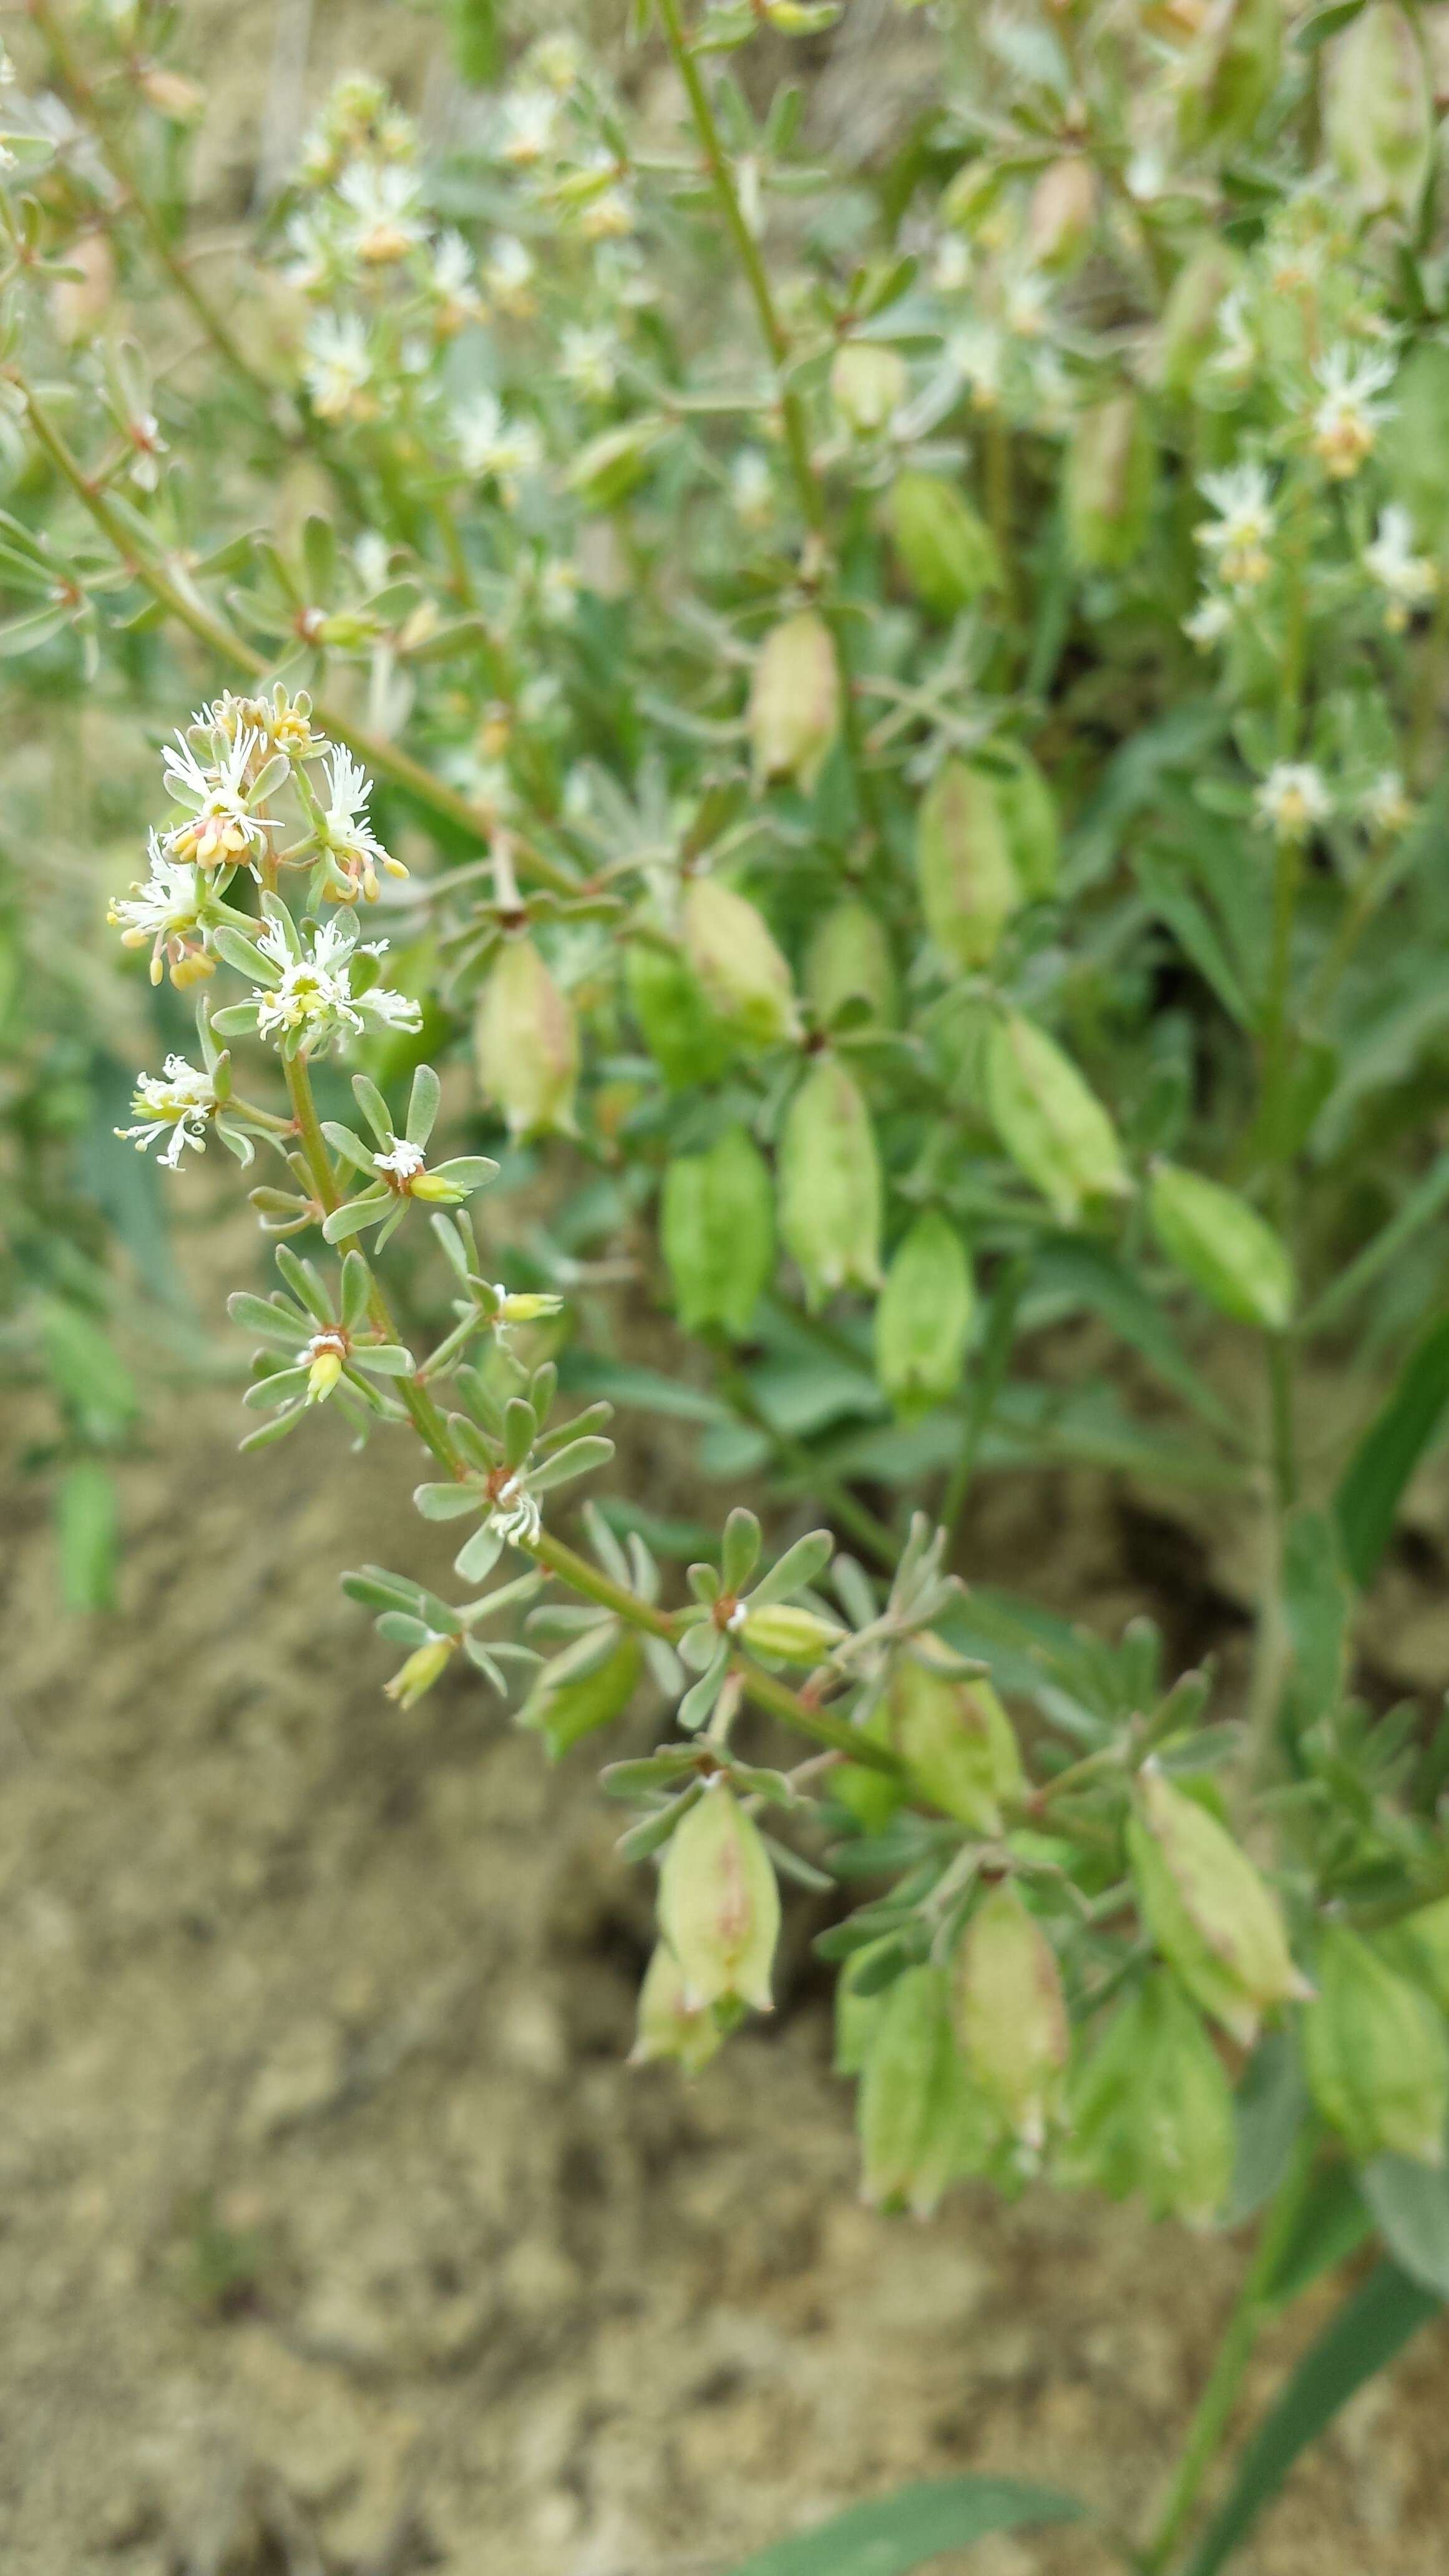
xmin=954 ymin=1884 xmax=1068 ymax=2151
xmin=1149 ymin=1161 xmax=1295 ymax=1332
xmin=1324 ymin=3 xmax=1431 ymax=218
xmin=890 ymin=1639 xmax=1023 ymax=1831
xmin=516 ymin=1624 xmax=643 ymax=1760
xmin=778 ymin=1059 xmax=883 ymax=1307
xmin=888 ymin=470 xmax=1002 ymax=617
xmin=1304 ymin=1923 xmax=1449 ymax=2167
xmin=1069 ymin=1974 xmax=1235 ymax=2227
xmin=1065 ymin=394 xmax=1154 ymax=572
xmin=993 ymin=748 xmax=1060 ymax=902
xmin=1158 ymin=241 xmax=1247 ymax=400
xmin=984 ymin=1012 xmax=1130 ymax=1221
xmin=474 ymin=935 xmax=578 ymax=1138
xmin=1177 ymin=0 xmax=1282 ymax=152
xmin=1128 ymin=1764 xmax=1309 ymax=2047
xmin=1027 ymin=156 xmax=1097 ymax=273
xmin=631 ymin=1940 xmax=725 ymax=2076
xmin=917 ymin=759 xmax=1022 ymax=971
xmin=658 ymin=1785 xmax=780 ymax=2014
xmin=626 ymin=940 xmax=731 ymax=1088
xmin=660 ymin=1125 xmax=776 ymax=1339
xmin=804 ymin=897 xmax=899 ymax=1030
xmin=875 ymin=1212 xmax=975 ymax=1415
xmin=829 ymin=340 xmax=909 ymax=436
xmin=749 ymin=610 xmax=841 ymax=793
xmin=858 ymin=1963 xmax=993 ymax=2215
xmin=681 ymin=877 xmax=799 ymax=1048
xmin=739 ymin=1603 xmax=845 ymax=1664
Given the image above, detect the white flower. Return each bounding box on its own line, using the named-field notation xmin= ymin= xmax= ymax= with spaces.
xmin=429 ymin=230 xmax=481 ymax=328
xmin=1256 ymin=762 xmax=1332 ymax=839
xmin=374 ymin=1136 xmax=426 ymax=1179
xmin=253 ymin=916 xmax=421 ymax=1053
xmin=1310 ymin=347 xmax=1396 ymax=480
xmin=489 ymin=1471 xmax=542 ymax=1548
xmin=1003 ymin=273 xmax=1049 ymax=340
xmin=729 ymin=449 xmax=774 ymax=529
xmin=1196 ymin=464 xmax=1276 ymax=593
xmin=126 ymin=408 xmax=167 ymax=492
xmin=1364 ymin=505 xmax=1437 ymax=630
xmin=1183 ymin=592 xmax=1234 ymax=650
xmin=335 ymin=159 xmax=426 ymax=263
xmin=1360 ymin=769 xmax=1412 ymax=836
xmin=945 ymin=320 xmax=1005 ymax=411
xmin=305 ymin=313 xmax=373 ymax=421
xmin=116 ymin=1055 xmax=217 ymax=1169
xmin=484 ymin=233 xmax=535 ymax=315
xmin=498 ymin=89 xmax=558 ymax=166
xmin=162 ymin=727 xmax=274 ymax=869
xmin=320 ymin=745 xmax=406 ymax=899
xmin=1209 ymin=288 xmax=1256 ymax=389
xmin=578 ymin=185 xmax=635 ymax=245
xmin=559 ymin=324 xmax=618 ymax=401
xmin=452 ymin=391 xmax=542 ymax=499
xmin=107 ymin=834 xmax=212 ymax=982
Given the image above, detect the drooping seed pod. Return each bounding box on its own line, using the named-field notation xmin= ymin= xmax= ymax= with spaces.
xmin=739 ymin=1603 xmax=846 ymax=1665
xmin=1027 ymin=156 xmax=1098 ymax=273
xmin=993 ymin=748 xmax=1060 ymax=903
xmin=681 ymin=877 xmax=799 ymax=1048
xmin=804 ymin=897 xmax=900 ymax=1030
xmin=778 ymin=1058 xmax=883 ymax=1308
xmin=1324 ymin=3 xmax=1432 ymax=219
xmin=631 ymin=1941 xmax=725 ymax=2076
xmin=1148 ymin=1160 xmax=1295 ymax=1331
xmin=657 ymin=1783 xmax=781 ymax=2014
xmin=626 ymin=940 xmax=731 ymax=1088
xmin=888 ymin=470 xmax=1003 ymax=617
xmin=829 ymin=341 xmax=909 ymax=436
xmin=1304 ymin=1923 xmax=1449 ymax=2167
xmin=953 ymin=1885 xmax=1068 ymax=2152
xmin=1065 ymin=393 xmax=1154 ymax=571
xmin=660 ymin=1125 xmax=775 ymax=1339
xmin=1176 ymin=0 xmax=1282 ymax=152
xmin=1069 ymin=1974 xmax=1236 ymax=2227
xmin=984 ymin=1012 xmax=1130 ymax=1221
xmin=749 ymin=610 xmax=841 ymax=793
xmin=515 ymin=1623 xmax=643 ymax=1760
xmin=916 ymin=759 xmax=1022 ymax=971
xmin=890 ymin=1638 xmax=1023 ymax=1832
xmin=474 ymin=935 xmax=578 ymax=1138
xmin=857 ymin=1962 xmax=994 ymax=2215
xmin=875 ymin=1212 xmax=975 ymax=1415
xmin=1128 ymin=1763 xmax=1310 ymax=2048
xmin=1158 ymin=240 xmax=1247 ymax=400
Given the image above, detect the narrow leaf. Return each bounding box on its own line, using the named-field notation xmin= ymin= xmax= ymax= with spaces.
xmin=721 ymin=2476 xmax=1083 ymax=2576
xmin=1335 ymin=1315 xmax=1449 ymax=1585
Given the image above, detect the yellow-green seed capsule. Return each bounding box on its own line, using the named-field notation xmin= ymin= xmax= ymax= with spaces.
xmin=474 ymin=935 xmax=578 ymax=1138
xmin=1159 ymin=241 xmax=1247 ymax=401
xmin=749 ymin=610 xmax=841 ymax=793
xmin=890 ymin=1639 xmax=1023 ymax=1832
xmin=888 ymin=471 xmax=1002 ymax=617
xmin=829 ymin=341 xmax=909 ymax=436
xmin=993 ymin=748 xmax=1060 ymax=903
xmin=778 ymin=1058 xmax=884 ymax=1308
xmin=875 ymin=1212 xmax=975 ymax=1415
xmin=1149 ymin=1161 xmax=1295 ymax=1331
xmin=658 ymin=1785 xmax=781 ymax=2015
xmin=384 ymin=1635 xmax=454 ymax=1709
xmin=626 ymin=940 xmax=732 ymax=1088
xmin=1065 ymin=394 xmax=1154 ymax=572
xmin=1069 ymin=1974 xmax=1235 ymax=2227
xmin=681 ymin=877 xmax=799 ymax=1048
xmin=1304 ymin=1923 xmax=1449 ymax=2166
xmin=917 ymin=759 xmax=1022 ymax=971
xmin=804 ymin=897 xmax=900 ymax=1030
xmin=1027 ymin=155 xmax=1097 ymax=273
xmin=984 ymin=1012 xmax=1130 ymax=1221
xmin=1128 ymin=1764 xmax=1309 ymax=2047
xmin=660 ymin=1125 xmax=776 ymax=1339
xmin=515 ymin=1624 xmax=643 ymax=1760
xmin=858 ymin=1963 xmax=994 ymax=2215
xmin=954 ymin=1884 xmax=1068 ymax=2151
xmin=739 ymin=1603 xmax=845 ymax=1665
xmin=1177 ymin=0 xmax=1282 ymax=152
xmin=631 ymin=1941 xmax=725 ymax=2076
xmin=1324 ymin=2 xmax=1432 ymax=218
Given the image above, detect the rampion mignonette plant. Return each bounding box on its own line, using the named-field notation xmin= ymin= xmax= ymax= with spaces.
xmin=7 ymin=0 xmax=1449 ymax=2563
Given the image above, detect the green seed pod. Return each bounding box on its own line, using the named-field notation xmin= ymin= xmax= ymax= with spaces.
xmin=778 ymin=1058 xmax=883 ymax=1308
xmin=804 ymin=897 xmax=900 ymax=1030
xmin=875 ymin=1212 xmax=975 ymax=1415
xmin=631 ymin=1941 xmax=724 ymax=2076
xmin=834 ymin=1936 xmax=895 ymax=2076
xmin=1176 ymin=0 xmax=1282 ymax=152
xmin=1027 ymin=156 xmax=1097 ymax=273
xmin=1158 ymin=240 xmax=1247 ymax=400
xmin=1070 ymin=1974 xmax=1235 ymax=2227
xmin=984 ymin=1012 xmax=1130 ymax=1221
xmin=660 ymin=1125 xmax=775 ymax=1339
xmin=890 ymin=1641 xmax=1023 ymax=1831
xmin=993 ymin=748 xmax=1060 ymax=902
xmin=917 ymin=759 xmax=1022 ymax=971
xmin=739 ymin=1603 xmax=845 ymax=1664
xmin=858 ymin=1963 xmax=995 ymax=2215
xmin=383 ymin=1636 xmax=454 ymax=1709
xmin=1324 ymin=3 xmax=1431 ymax=219
xmin=625 ymin=940 xmax=731 ymax=1088
xmin=1304 ymin=1923 xmax=1449 ymax=2166
xmin=565 ymin=415 xmax=668 ymax=509
xmin=658 ymin=1785 xmax=780 ymax=2015
xmin=1149 ymin=1161 xmax=1295 ymax=1331
xmin=939 ymin=159 xmax=1008 ymax=237
xmin=681 ymin=877 xmax=799 ymax=1048
xmin=954 ymin=1885 xmax=1068 ymax=2151
xmin=1128 ymin=1764 xmax=1309 ymax=2047
xmin=474 ymin=935 xmax=578 ymax=1138
xmin=515 ymin=1624 xmax=643 ymax=1760
xmin=832 ymin=1697 xmax=905 ymax=1837
xmin=888 ymin=470 xmax=1002 ymax=617
xmin=1065 ymin=394 xmax=1154 ymax=572
xmin=749 ymin=610 xmax=841 ymax=793
xmin=829 ymin=341 xmax=909 ymax=436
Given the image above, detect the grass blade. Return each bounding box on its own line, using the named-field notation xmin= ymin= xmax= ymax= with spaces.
xmin=720 ymin=2476 xmax=1083 ymax=2576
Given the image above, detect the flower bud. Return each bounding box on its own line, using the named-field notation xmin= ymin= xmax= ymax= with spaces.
xmin=681 ymin=878 xmax=799 ymax=1048
xmin=660 ymin=1124 xmax=776 ymax=1339
xmin=738 ymin=1603 xmax=845 ymax=1665
xmin=829 ymin=341 xmax=909 ymax=437
xmin=888 ymin=471 xmax=1002 ymax=617
xmin=1065 ymin=394 xmax=1154 ymax=572
xmin=917 ymin=759 xmax=1022 ymax=971
xmin=890 ymin=1640 xmax=1023 ymax=1830
xmin=384 ymin=1635 xmax=454 ymax=1709
xmin=658 ymin=1785 xmax=780 ymax=2014
xmin=953 ymin=1885 xmax=1068 ymax=2151
xmin=1027 ymin=156 xmax=1097 ymax=273
xmin=1149 ymin=1160 xmax=1295 ymax=1331
xmin=1324 ymin=4 xmax=1430 ymax=218
xmin=984 ymin=1012 xmax=1130 ymax=1221
xmin=1304 ymin=1923 xmax=1449 ymax=2166
xmin=1069 ymin=1974 xmax=1234 ymax=2226
xmin=749 ymin=612 xmax=841 ymax=793
xmin=1128 ymin=1764 xmax=1309 ymax=2047
xmin=631 ymin=1941 xmax=724 ymax=2076
xmin=1176 ymin=0 xmax=1282 ymax=152
xmin=516 ymin=1625 xmax=643 ymax=1760
xmin=778 ymin=1059 xmax=883 ymax=1308
xmin=993 ymin=748 xmax=1060 ymax=902
xmin=474 ymin=935 xmax=578 ymax=1138
xmin=804 ymin=898 xmax=899 ymax=1029
xmin=858 ymin=1963 xmax=990 ymax=2215
xmin=1158 ymin=241 xmax=1247 ymax=400
xmin=626 ymin=940 xmax=731 ymax=1088
xmin=876 ymin=1215 xmax=975 ymax=1417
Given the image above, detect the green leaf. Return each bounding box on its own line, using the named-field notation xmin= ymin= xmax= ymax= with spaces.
xmin=1281 ymin=1511 xmax=1350 ymax=1732
xmin=1335 ymin=1314 xmax=1449 ymax=1586
xmin=1294 ymin=0 xmax=1369 ymax=46
xmin=54 ymin=1460 xmax=119 ymax=1614
xmin=721 ymin=2477 xmax=1083 ymax=2576
xmin=1362 ymin=2155 xmax=1449 ymax=2296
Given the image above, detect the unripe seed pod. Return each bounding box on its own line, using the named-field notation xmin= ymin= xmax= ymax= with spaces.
xmin=749 ymin=611 xmax=841 ymax=793
xmin=804 ymin=897 xmax=900 ymax=1030
xmin=739 ymin=1603 xmax=846 ymax=1664
xmin=681 ymin=877 xmax=799 ymax=1048
xmin=1128 ymin=1764 xmax=1309 ymax=2047
xmin=888 ymin=471 xmax=1002 ymax=617
xmin=658 ymin=1783 xmax=780 ymax=2014
xmin=1149 ymin=1160 xmax=1295 ymax=1331
xmin=829 ymin=341 xmax=909 ymax=436
xmin=474 ymin=935 xmax=578 ymax=1138
xmin=939 ymin=159 xmax=1008 ymax=237
xmin=1304 ymin=1923 xmax=1449 ymax=2166
xmin=631 ymin=1941 xmax=724 ymax=2075
xmin=1065 ymin=393 xmax=1154 ymax=571
xmin=954 ymin=1884 xmax=1068 ymax=2151
xmin=778 ymin=1059 xmax=883 ymax=1308
xmin=1070 ymin=1974 xmax=1234 ymax=2227
xmin=875 ymin=1212 xmax=974 ymax=1416
xmin=1324 ymin=3 xmax=1431 ymax=218
xmin=1158 ymin=240 xmax=1247 ymax=399
xmin=1177 ymin=0 xmax=1282 ymax=152
xmin=566 ymin=416 xmax=667 ymax=509
xmin=660 ymin=1125 xmax=775 ymax=1339
xmin=858 ymin=1963 xmax=992 ymax=2215
xmin=516 ymin=1624 xmax=643 ymax=1760
xmin=1027 ymin=156 xmax=1098 ymax=273
xmin=890 ymin=1639 xmax=1023 ymax=1831
xmin=626 ymin=940 xmax=731 ymax=1088
xmin=984 ymin=1012 xmax=1130 ymax=1221
xmin=917 ymin=759 xmax=1022 ymax=971
xmin=993 ymin=748 xmax=1060 ymax=902
xmin=384 ymin=1636 xmax=454 ymax=1709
